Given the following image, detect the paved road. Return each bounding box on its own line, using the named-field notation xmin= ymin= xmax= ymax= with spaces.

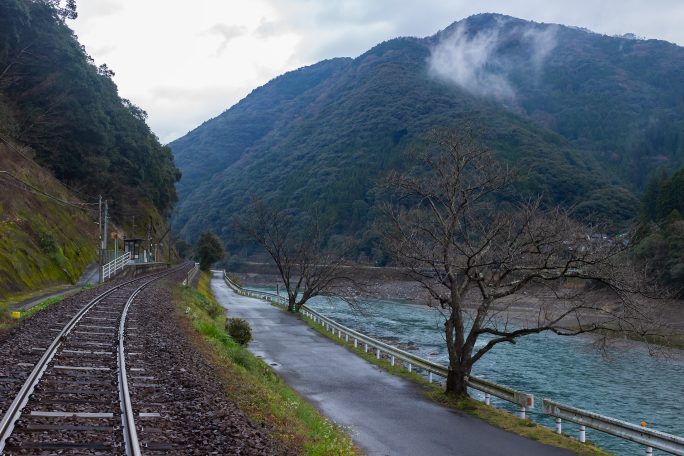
xmin=212 ymin=273 xmax=573 ymax=456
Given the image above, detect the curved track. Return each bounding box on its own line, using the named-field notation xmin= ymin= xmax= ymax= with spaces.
xmin=0 ymin=267 xmax=183 ymax=455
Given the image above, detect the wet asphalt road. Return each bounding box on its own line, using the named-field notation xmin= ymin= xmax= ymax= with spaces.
xmin=212 ymin=272 xmax=573 ymax=456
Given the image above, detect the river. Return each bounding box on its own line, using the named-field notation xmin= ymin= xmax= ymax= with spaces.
xmin=248 ymin=285 xmax=684 ymax=455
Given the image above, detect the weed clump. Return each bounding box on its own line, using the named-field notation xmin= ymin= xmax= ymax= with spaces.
xmin=226 ymin=317 xmax=252 ymax=345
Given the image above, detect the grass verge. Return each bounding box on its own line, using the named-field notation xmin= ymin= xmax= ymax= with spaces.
xmin=175 ymin=272 xmax=358 ymax=456
xmin=300 ymin=312 xmax=611 ymax=456
xmin=2 ymin=283 xmax=73 ymax=307
xmin=1 ymin=285 xmax=93 ymax=331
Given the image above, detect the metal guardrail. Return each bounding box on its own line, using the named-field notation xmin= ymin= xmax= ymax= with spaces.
xmin=543 ymin=399 xmax=684 ymax=455
xmin=183 ymin=263 xmax=200 ymax=286
xmin=223 ymin=271 xmax=684 ymax=455
xmin=102 ymin=251 xmax=131 ymax=282
xmin=221 ymin=272 xmax=533 ymax=412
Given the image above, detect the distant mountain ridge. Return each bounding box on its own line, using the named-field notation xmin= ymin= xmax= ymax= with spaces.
xmin=170 ymin=13 xmax=684 ymax=260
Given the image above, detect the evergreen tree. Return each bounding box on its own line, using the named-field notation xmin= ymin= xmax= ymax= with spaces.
xmin=196 ymin=231 xmax=226 ymax=271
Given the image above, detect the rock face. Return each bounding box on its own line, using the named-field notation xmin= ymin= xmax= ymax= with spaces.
xmin=170 ymin=13 xmax=684 ymax=252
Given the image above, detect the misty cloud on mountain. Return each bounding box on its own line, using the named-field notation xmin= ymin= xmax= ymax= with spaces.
xmin=428 ymin=18 xmax=558 ymax=100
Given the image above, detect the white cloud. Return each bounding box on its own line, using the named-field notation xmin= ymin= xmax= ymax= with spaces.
xmin=427 ymin=18 xmax=559 ymax=101
xmin=68 ymin=1 xmax=684 ymax=143
xmin=429 ymin=21 xmax=516 ymax=101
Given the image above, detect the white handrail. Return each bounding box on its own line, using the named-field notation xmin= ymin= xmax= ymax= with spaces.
xmin=183 ymin=263 xmax=200 ymax=286
xmin=102 ymin=251 xmax=131 ymax=282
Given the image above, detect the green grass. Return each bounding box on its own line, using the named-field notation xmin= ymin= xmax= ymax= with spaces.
xmin=21 ymin=294 xmax=66 ymax=318
xmin=176 ymin=273 xmax=358 ymax=456
xmin=1 ymin=294 xmax=66 ymax=330
xmin=298 ymin=311 xmax=612 ymax=456
xmin=0 ymin=284 xmax=94 ymax=331
xmin=1 ymin=283 xmax=73 ymax=308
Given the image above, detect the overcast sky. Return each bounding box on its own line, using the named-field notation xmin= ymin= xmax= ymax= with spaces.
xmin=70 ymin=1 xmax=684 ymax=144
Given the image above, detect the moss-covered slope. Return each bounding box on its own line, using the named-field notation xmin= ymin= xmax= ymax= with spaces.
xmin=0 ymin=141 xmax=97 ymax=297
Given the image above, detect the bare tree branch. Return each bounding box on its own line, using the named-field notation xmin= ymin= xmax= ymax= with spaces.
xmin=234 ymin=198 xmax=360 ymax=312
xmin=380 ymin=126 xmax=664 ymax=397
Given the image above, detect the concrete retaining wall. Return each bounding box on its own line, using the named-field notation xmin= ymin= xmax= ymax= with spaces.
xmin=119 ymin=262 xmax=170 ymax=279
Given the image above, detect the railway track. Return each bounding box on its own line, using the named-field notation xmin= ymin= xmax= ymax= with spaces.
xmin=0 ymin=266 xmax=187 ymax=455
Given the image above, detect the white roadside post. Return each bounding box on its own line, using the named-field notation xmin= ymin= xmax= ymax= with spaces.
xmin=555 ymin=418 xmax=562 ymax=434
xmin=484 ymin=393 xmax=491 ymax=406
xmin=579 ymin=425 xmax=586 ymax=443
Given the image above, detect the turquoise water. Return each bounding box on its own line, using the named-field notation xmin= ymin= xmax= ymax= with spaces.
xmin=250 ymin=286 xmax=684 ymax=455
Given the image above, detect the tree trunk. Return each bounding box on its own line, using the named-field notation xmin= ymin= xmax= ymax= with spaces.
xmin=445 ymin=364 xmax=470 ymax=397
xmin=287 ymin=296 xmax=296 ymax=312
xmin=444 ymin=283 xmax=469 ymax=397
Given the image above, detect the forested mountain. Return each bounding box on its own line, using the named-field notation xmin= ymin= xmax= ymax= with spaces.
xmin=633 ymin=166 xmax=684 ymax=291
xmin=0 ymin=0 xmax=180 ymax=223
xmin=170 ymin=14 xmax=684 ymax=260
xmin=0 ymin=0 xmax=180 ymax=294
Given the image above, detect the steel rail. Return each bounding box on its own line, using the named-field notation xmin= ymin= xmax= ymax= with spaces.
xmin=117 ymin=270 xmax=179 ymax=456
xmin=0 ymin=266 xmax=180 ymax=454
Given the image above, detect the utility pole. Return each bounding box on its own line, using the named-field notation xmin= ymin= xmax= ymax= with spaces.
xmin=98 ymin=195 xmax=103 ymax=283
xmin=103 ymin=200 xmax=108 ymax=258
xmin=146 ymin=223 xmax=152 ymax=263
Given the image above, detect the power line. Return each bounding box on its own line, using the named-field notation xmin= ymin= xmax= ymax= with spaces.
xmin=0 ymin=133 xmax=33 ymax=163
xmin=0 ymin=170 xmax=98 ymax=212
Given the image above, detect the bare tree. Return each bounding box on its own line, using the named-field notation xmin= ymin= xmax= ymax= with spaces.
xmin=381 ymin=128 xmax=661 ymax=398
xmin=235 ymin=199 xmax=355 ymax=313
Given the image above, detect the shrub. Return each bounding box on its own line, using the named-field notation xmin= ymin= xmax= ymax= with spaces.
xmin=226 ymin=318 xmax=252 ymax=345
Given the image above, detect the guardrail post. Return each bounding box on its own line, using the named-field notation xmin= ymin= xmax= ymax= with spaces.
xmin=484 ymin=393 xmax=491 ymax=406
xmin=645 ymin=447 xmax=652 ymax=455
xmin=555 ymin=418 xmax=562 ymax=434
xmin=376 ymin=348 xmax=380 ymax=359
xmin=579 ymin=425 xmax=586 ymax=443
xmin=407 ymin=363 xmax=412 ymax=373
xmin=364 ymin=343 xmax=368 ymax=353
xmin=390 ymin=355 xmax=395 ymax=366
xmin=429 ymin=372 xmax=433 ymax=383
xmin=354 ymin=338 xmax=358 ymax=348
xmin=520 ymin=406 xmax=526 ymax=419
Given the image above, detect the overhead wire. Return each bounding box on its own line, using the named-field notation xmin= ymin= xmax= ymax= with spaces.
xmin=0 ymin=170 xmax=98 ymax=212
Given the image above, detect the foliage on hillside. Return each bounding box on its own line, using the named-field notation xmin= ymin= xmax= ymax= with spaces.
xmin=633 ymin=167 xmax=684 ymax=292
xmin=0 ymin=0 xmax=180 ymax=223
xmin=0 ymin=142 xmax=96 ymax=296
xmin=170 ymin=14 xmax=684 ymax=258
